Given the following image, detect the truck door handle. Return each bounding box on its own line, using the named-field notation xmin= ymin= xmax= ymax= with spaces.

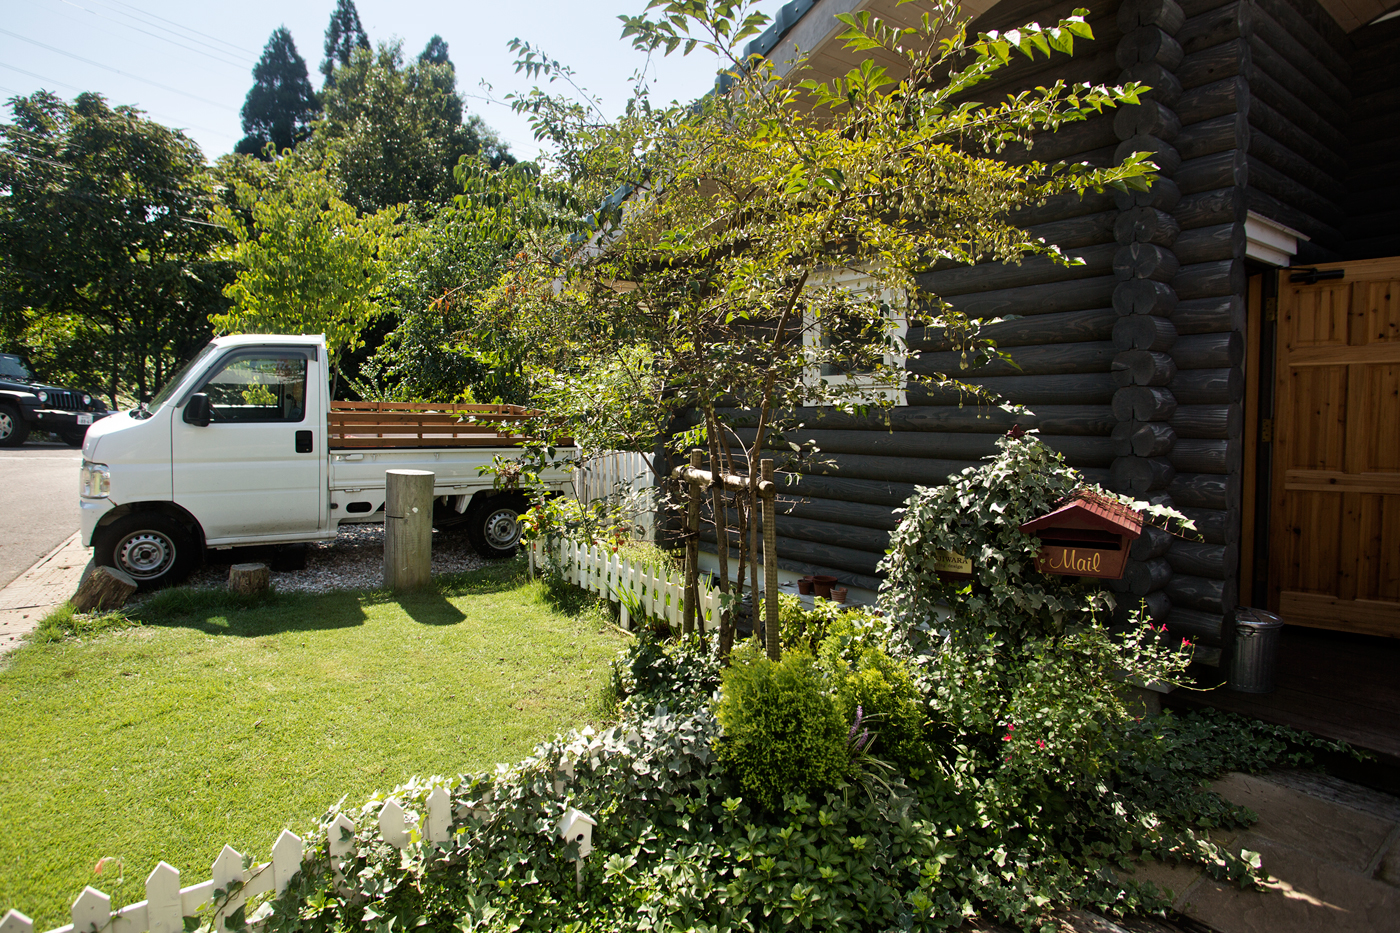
xmin=295 ymin=430 xmax=313 ymax=453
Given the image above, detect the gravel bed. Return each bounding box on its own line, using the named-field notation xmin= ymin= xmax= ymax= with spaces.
xmin=185 ymin=524 xmax=488 ymax=594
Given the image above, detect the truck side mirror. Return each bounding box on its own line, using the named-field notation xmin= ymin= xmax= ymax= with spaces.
xmin=184 ymin=393 xmax=212 ymax=426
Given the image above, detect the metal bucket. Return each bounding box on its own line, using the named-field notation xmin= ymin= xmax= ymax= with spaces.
xmin=1228 ymin=608 xmax=1284 ymax=693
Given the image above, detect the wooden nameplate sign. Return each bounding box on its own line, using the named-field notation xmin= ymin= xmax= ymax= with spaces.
xmin=1019 ymin=491 xmax=1143 ymax=581
xmin=934 ymin=549 xmax=973 ymax=581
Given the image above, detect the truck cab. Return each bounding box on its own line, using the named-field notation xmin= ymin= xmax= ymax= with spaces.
xmin=79 ymin=334 xmax=572 ymax=588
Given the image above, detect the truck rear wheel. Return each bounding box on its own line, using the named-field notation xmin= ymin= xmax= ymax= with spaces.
xmin=95 ymin=512 xmax=199 ymax=590
xmin=0 ymin=406 xmax=29 ymax=447
xmin=465 ymin=495 xmax=528 ymax=559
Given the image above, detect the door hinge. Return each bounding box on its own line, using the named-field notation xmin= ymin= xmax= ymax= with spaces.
xmin=1261 ymin=418 xmax=1273 ymax=442
xmin=1264 ymin=297 xmax=1277 ymax=322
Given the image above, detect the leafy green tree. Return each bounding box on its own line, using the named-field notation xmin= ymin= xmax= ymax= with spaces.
xmin=418 ymin=34 xmax=452 ymax=68
xmin=320 ymin=0 xmax=370 ymax=85
xmin=315 ymin=40 xmax=513 ymax=214
xmin=212 ymin=161 xmax=402 ymax=397
xmin=0 ymin=91 xmax=228 ymax=406
xmin=236 ymin=26 xmax=321 ymax=158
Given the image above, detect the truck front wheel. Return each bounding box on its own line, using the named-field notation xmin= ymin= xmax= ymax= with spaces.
xmin=0 ymin=406 xmax=29 ymax=447
xmin=465 ymin=495 xmax=528 ymax=559
xmin=94 ymin=512 xmax=199 ymax=590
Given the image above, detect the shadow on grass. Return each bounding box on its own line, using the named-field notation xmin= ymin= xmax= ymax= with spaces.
xmin=132 ymin=587 xmax=370 ymax=637
xmin=397 ymin=588 xmax=467 ymax=626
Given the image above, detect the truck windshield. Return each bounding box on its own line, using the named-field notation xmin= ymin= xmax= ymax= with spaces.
xmin=0 ymin=354 xmax=34 ymax=381
xmin=148 ymin=342 xmax=220 ymax=411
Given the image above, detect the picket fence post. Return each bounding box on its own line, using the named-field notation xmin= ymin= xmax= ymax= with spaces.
xmin=145 ymin=862 xmax=181 ymax=933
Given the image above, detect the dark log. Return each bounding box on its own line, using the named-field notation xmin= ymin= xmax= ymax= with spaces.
xmin=910 ymin=341 xmax=1117 ymax=378
xmin=1175 ymin=113 xmax=1249 ymax=162
xmin=1178 ymin=0 xmax=1238 ymax=24
xmin=1180 ymin=506 xmax=1239 ymax=544
xmin=1115 ymin=135 xmax=1182 ymax=175
xmin=1113 ymin=420 xmax=1177 ymax=457
xmin=733 ymin=404 xmax=1118 ymax=437
xmin=1113 ymin=315 xmax=1178 ymax=351
xmin=1173 ymin=259 xmax=1246 ymax=300
xmin=1119 ymin=62 xmax=1183 ymax=108
xmin=1176 ymin=149 xmax=1248 ymax=195
xmin=910 ymin=373 xmax=1120 ymax=406
xmin=1249 ymin=134 xmax=1347 ymax=209
xmin=1166 ymin=573 xmax=1237 ymax=613
xmin=1244 ymin=52 xmax=1345 ymax=146
xmin=1174 ymin=222 xmax=1245 ymax=264
xmin=1167 ymin=539 xmax=1238 ymax=577
xmin=1026 ymin=211 xmax=1119 ymax=250
xmin=1131 ymin=524 xmax=1175 ymax=560
xmin=1114 ymin=589 xmax=1172 ymax=623
xmin=1113 ymin=386 xmax=1178 ymax=421
xmin=772 ymin=472 xmax=920 ymax=508
xmin=769 ymin=513 xmax=891 ymax=555
xmin=794 ymin=451 xmax=981 ymax=486
xmin=1165 ymin=607 xmax=1224 ymax=643
xmin=1246 ymin=35 xmax=1336 ymax=126
xmin=1169 ymin=403 xmax=1241 ymax=438
xmin=1009 ymin=189 xmax=1120 ymax=227
xmin=1248 ymin=94 xmax=1347 ymax=180
xmin=776 ymin=496 xmax=900 ymax=531
xmin=1126 ymin=557 xmax=1175 ymax=595
xmin=1115 ymin=176 xmax=1182 ymax=212
xmin=1246 ymin=4 xmax=1350 ymax=106
xmin=1114 ymin=279 xmax=1179 ymax=316
xmin=734 ymin=427 xmax=998 ymax=461
xmin=910 ymin=307 xmax=1116 ymax=351
xmin=1174 ymin=76 xmax=1247 ymax=125
xmin=1171 ymin=438 xmax=1241 ymax=474
xmin=917 ymin=244 xmax=1116 ymax=298
xmin=1177 ymin=38 xmax=1248 ymax=91
xmin=1173 ymin=187 xmax=1245 ymax=236
xmin=1114 ymin=207 xmax=1181 ymax=247
xmin=1119 ymin=0 xmax=1187 ymax=31
xmin=71 ymin=562 xmax=137 ymax=612
xmin=1041 ymin=436 xmax=1118 ymax=467
xmin=774 ymin=533 xmax=884 ymax=577
xmin=1244 ymin=188 xmax=1344 ymax=251
xmin=1168 ymin=470 xmax=1241 ymax=509
xmin=1172 ymin=295 xmax=1245 ymax=333
xmin=1004 ymin=117 xmax=1121 ymax=166
xmin=1170 ymin=366 xmax=1243 ymax=403
xmin=1177 ymin=1 xmax=1250 ymax=56
xmin=1112 ymin=349 xmax=1178 ymax=386
xmin=1114 ymin=243 xmax=1180 ymax=282
xmin=1250 ymin=0 xmax=1350 ymax=81
xmin=1116 ymin=28 xmax=1186 ymax=71
xmin=1170 ymin=332 xmax=1243 ymax=369
xmin=1111 ymin=456 xmax=1177 ymax=494
xmin=942 ymin=275 xmax=1119 ymax=320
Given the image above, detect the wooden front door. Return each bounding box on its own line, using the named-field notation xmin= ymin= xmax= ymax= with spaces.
xmin=1270 ymin=257 xmax=1400 ymax=637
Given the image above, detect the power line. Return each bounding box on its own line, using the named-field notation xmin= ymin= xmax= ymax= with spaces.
xmin=0 ymin=27 xmax=239 ymax=113
xmin=56 ymin=0 xmax=254 ymax=70
xmin=100 ymin=0 xmax=258 ymax=57
xmin=0 ymin=62 xmax=85 ymax=94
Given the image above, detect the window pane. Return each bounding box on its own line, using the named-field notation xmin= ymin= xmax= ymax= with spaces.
xmin=202 ymin=355 xmax=308 ymax=423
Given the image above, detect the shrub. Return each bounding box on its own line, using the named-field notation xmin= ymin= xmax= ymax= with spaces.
xmin=826 ymin=640 xmax=931 ymax=775
xmin=713 ymin=646 xmax=855 ymax=810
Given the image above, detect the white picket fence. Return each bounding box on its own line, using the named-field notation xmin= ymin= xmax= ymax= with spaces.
xmin=529 ymin=537 xmax=721 ymax=632
xmin=573 ymin=451 xmax=655 ymax=541
xmin=0 ymin=790 xmax=457 ymax=933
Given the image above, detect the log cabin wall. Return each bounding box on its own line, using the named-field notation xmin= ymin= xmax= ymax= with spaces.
xmin=1343 ymin=16 xmax=1400 ymax=259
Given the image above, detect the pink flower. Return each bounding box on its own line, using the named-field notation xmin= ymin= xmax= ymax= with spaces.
xmin=1036 ymin=739 xmax=1047 ymax=749
xmin=1181 ymin=638 xmax=1193 ymax=647
xmin=1002 ymin=734 xmax=1012 ymax=742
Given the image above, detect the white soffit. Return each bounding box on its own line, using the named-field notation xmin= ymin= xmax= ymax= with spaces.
xmin=1245 ymin=211 xmax=1310 ymax=267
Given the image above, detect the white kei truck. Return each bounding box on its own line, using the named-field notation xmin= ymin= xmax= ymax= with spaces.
xmin=79 ymin=334 xmax=573 ymax=588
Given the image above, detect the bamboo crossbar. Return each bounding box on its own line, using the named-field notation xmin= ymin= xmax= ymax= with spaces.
xmin=672 ymin=464 xmax=776 ymax=497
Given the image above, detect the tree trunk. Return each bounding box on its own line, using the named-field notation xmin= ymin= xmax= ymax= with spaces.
xmin=229 ymin=562 xmax=271 ymax=595
xmin=71 ymin=562 xmax=137 ymax=612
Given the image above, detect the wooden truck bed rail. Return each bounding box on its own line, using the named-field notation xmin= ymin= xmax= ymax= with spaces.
xmin=328 ymin=401 xmax=550 ymax=449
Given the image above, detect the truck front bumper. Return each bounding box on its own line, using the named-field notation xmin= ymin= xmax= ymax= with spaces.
xmin=33 ymin=409 xmax=113 ymax=430
xmin=80 ymin=497 xmax=115 ymax=546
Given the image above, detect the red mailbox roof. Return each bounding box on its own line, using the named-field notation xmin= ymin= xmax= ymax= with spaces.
xmin=1019 ymin=490 xmax=1144 ymax=538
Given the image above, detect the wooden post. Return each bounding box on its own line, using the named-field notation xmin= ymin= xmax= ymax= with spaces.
xmin=683 ymin=450 xmax=701 ymax=639
xmin=762 ymin=459 xmax=779 ymax=661
xmin=384 ymin=469 xmax=434 ymax=590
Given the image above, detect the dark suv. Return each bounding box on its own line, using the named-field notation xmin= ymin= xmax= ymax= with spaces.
xmin=0 ymin=353 xmax=111 ymax=447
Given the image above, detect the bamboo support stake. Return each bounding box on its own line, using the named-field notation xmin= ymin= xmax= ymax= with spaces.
xmin=384 ymin=469 xmax=435 ymax=590
xmin=683 ymin=451 xmax=700 ymax=636
xmin=762 ymin=459 xmax=779 ymax=661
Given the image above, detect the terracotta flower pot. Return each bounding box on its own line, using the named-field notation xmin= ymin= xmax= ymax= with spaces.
xmin=797 ymin=577 xmax=815 ymax=595
xmin=811 ymin=574 xmax=837 ymax=598
xmin=830 ymin=586 xmax=848 ymax=603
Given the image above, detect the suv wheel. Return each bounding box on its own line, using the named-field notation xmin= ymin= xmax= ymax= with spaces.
xmin=0 ymin=406 xmax=29 ymax=447
xmin=95 ymin=512 xmax=200 ymax=590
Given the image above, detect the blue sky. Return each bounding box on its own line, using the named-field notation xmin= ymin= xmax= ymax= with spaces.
xmin=0 ymin=0 xmax=784 ymax=162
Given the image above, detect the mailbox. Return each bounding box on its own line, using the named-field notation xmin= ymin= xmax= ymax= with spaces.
xmin=1019 ymin=491 xmax=1143 ymax=580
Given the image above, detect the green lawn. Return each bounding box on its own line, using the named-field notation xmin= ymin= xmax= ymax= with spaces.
xmin=0 ymin=562 xmax=629 ymax=929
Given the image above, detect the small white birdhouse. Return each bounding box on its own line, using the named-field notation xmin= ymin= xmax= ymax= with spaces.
xmin=557 ymin=807 xmax=597 ymax=859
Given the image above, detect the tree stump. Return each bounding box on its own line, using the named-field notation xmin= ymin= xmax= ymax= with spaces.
xmin=229 ymin=562 xmax=270 ymax=595
xmin=72 ymin=561 xmax=137 ymax=612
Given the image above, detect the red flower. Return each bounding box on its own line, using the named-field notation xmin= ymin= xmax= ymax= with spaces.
xmin=1036 ymin=739 xmax=1047 ymax=749
xmin=1181 ymin=637 xmax=1193 ymax=647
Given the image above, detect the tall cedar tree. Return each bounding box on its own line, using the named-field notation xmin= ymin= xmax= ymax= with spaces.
xmin=235 ymin=27 xmax=320 ymax=157
xmin=419 ymin=35 xmax=452 ymax=68
xmin=321 ymin=0 xmax=370 ymax=85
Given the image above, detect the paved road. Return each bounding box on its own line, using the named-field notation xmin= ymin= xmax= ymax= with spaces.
xmin=0 ymin=441 xmax=83 ymax=588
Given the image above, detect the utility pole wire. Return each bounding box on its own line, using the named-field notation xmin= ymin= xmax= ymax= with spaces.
xmin=56 ymin=0 xmax=255 ymax=70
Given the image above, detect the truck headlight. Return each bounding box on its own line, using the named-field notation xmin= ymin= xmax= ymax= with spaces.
xmin=81 ymin=461 xmax=110 ymax=499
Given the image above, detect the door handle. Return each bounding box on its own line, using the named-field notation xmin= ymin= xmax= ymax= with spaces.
xmin=295 ymin=430 xmax=313 ymax=453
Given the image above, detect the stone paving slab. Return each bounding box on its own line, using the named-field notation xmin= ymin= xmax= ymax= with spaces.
xmin=0 ymin=531 xmax=89 ymax=657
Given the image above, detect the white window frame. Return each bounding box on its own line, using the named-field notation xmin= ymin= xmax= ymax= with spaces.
xmin=802 ymin=268 xmax=909 ymax=406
